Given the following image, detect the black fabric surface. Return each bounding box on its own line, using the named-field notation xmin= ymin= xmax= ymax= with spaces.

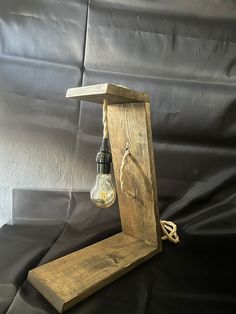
xmin=2 ymin=193 xmax=236 ymax=314
xmin=0 ymin=0 xmax=236 ymax=313
xmin=0 ymin=223 xmax=64 ymax=313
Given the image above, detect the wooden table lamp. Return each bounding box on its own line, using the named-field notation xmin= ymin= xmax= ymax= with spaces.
xmin=27 ymin=84 xmax=163 ymax=313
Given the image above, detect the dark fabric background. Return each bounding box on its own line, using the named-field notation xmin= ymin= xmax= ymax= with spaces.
xmin=0 ymin=0 xmax=236 ymax=313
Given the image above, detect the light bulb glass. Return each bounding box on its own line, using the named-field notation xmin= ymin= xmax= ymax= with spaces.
xmin=90 ymin=174 xmax=116 ymax=208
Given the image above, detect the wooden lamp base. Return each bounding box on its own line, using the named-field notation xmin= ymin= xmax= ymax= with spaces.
xmin=27 ymin=84 xmax=162 ymax=313
xmin=28 ymin=233 xmax=158 ymax=313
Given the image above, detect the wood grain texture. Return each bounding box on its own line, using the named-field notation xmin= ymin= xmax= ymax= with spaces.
xmin=28 ymin=233 xmax=158 ymax=313
xmin=107 ymin=102 xmax=161 ymax=248
xmin=66 ymin=83 xmax=150 ymax=104
xmin=145 ymin=102 xmax=162 ymax=250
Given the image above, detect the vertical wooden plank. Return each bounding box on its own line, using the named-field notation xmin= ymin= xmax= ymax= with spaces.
xmin=145 ymin=102 xmax=162 ymax=251
xmin=108 ymin=102 xmax=161 ymax=249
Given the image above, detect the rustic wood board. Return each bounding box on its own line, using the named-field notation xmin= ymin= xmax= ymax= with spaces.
xmin=28 ymin=233 xmax=158 ymax=313
xmin=107 ymin=102 xmax=162 ymax=248
xmin=145 ymin=102 xmax=162 ymax=247
xmin=66 ymin=83 xmax=150 ymax=104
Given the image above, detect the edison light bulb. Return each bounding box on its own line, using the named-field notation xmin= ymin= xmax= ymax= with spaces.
xmin=90 ymin=138 xmax=116 ymax=208
xmin=90 ymin=173 xmax=116 ymax=208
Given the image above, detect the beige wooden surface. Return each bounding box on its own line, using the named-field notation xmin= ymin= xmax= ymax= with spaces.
xmin=66 ymin=83 xmax=150 ymax=104
xmin=28 ymin=233 xmax=158 ymax=313
xmin=108 ymin=102 xmax=161 ymax=248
